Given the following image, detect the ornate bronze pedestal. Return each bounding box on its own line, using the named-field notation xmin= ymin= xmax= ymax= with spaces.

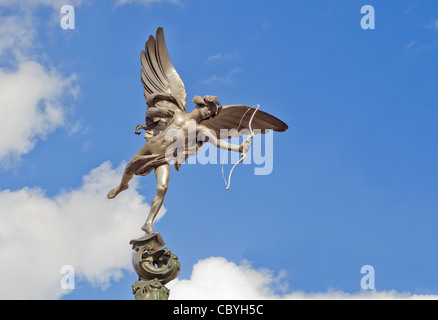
xmin=130 ymin=233 xmax=180 ymax=300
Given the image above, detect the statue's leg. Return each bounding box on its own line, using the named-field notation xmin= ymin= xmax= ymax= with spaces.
xmin=107 ymin=172 xmax=133 ymax=199
xmin=141 ymin=163 xmax=170 ymax=234
xmin=107 ymin=145 xmax=151 ymax=199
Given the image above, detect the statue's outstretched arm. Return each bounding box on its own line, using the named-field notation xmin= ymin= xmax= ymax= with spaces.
xmin=197 ymin=126 xmax=249 ymax=153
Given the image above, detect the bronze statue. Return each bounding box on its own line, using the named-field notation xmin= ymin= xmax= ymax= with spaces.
xmin=107 ymin=28 xmax=288 ymax=235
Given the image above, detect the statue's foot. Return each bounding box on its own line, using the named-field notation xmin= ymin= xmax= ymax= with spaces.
xmin=141 ymin=222 xmax=154 ymax=235
xmin=107 ymin=185 xmax=129 ymax=199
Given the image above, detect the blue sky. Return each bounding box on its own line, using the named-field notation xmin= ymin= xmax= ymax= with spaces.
xmin=0 ymin=0 xmax=437 ymax=299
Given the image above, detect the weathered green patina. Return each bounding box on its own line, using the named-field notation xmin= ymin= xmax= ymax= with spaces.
xmin=130 ymin=233 xmax=180 ymax=300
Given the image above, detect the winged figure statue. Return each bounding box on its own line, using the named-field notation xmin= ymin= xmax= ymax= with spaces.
xmin=107 ymin=27 xmax=288 ymax=235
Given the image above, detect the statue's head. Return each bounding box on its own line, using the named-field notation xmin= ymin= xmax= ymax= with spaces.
xmin=193 ymin=95 xmax=220 ymax=120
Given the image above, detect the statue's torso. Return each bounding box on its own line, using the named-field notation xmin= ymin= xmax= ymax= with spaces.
xmin=145 ymin=112 xmax=198 ymax=155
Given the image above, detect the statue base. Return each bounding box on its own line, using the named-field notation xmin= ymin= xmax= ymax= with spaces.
xmin=132 ymin=279 xmax=169 ymax=300
xmin=130 ymin=233 xmax=180 ymax=300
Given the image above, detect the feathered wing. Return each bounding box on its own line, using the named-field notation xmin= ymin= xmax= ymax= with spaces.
xmin=139 ymin=27 xmax=187 ymax=138
xmin=200 ymin=105 xmax=288 ymax=139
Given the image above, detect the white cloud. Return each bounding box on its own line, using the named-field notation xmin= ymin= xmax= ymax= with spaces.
xmin=0 ymin=161 xmax=165 ymax=299
xmin=0 ymin=2 xmax=80 ymax=165
xmin=0 ymin=61 xmax=78 ymax=164
xmin=168 ymin=257 xmax=286 ymax=299
xmin=168 ymin=257 xmax=438 ymax=300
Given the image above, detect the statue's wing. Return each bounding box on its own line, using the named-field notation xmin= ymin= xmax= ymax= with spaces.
xmin=200 ymin=105 xmax=288 ymax=139
xmin=140 ymin=27 xmax=187 ymax=137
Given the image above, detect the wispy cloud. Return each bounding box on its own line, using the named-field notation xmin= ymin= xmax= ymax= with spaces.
xmin=205 ymin=52 xmax=239 ymax=63
xmin=203 ymin=51 xmax=242 ymax=85
xmin=114 ymin=0 xmax=180 ymax=7
xmin=404 ymin=17 xmax=438 ymax=54
xmin=261 ymin=21 xmax=271 ymax=31
xmin=0 ymin=0 xmax=84 ymax=10
xmin=0 ymin=15 xmax=35 ymax=58
xmin=201 ymin=68 xmax=243 ymax=86
xmin=406 ymin=40 xmax=417 ymax=49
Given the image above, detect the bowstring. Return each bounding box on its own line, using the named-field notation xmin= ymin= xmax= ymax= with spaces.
xmin=221 ymin=104 xmax=261 ymax=189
